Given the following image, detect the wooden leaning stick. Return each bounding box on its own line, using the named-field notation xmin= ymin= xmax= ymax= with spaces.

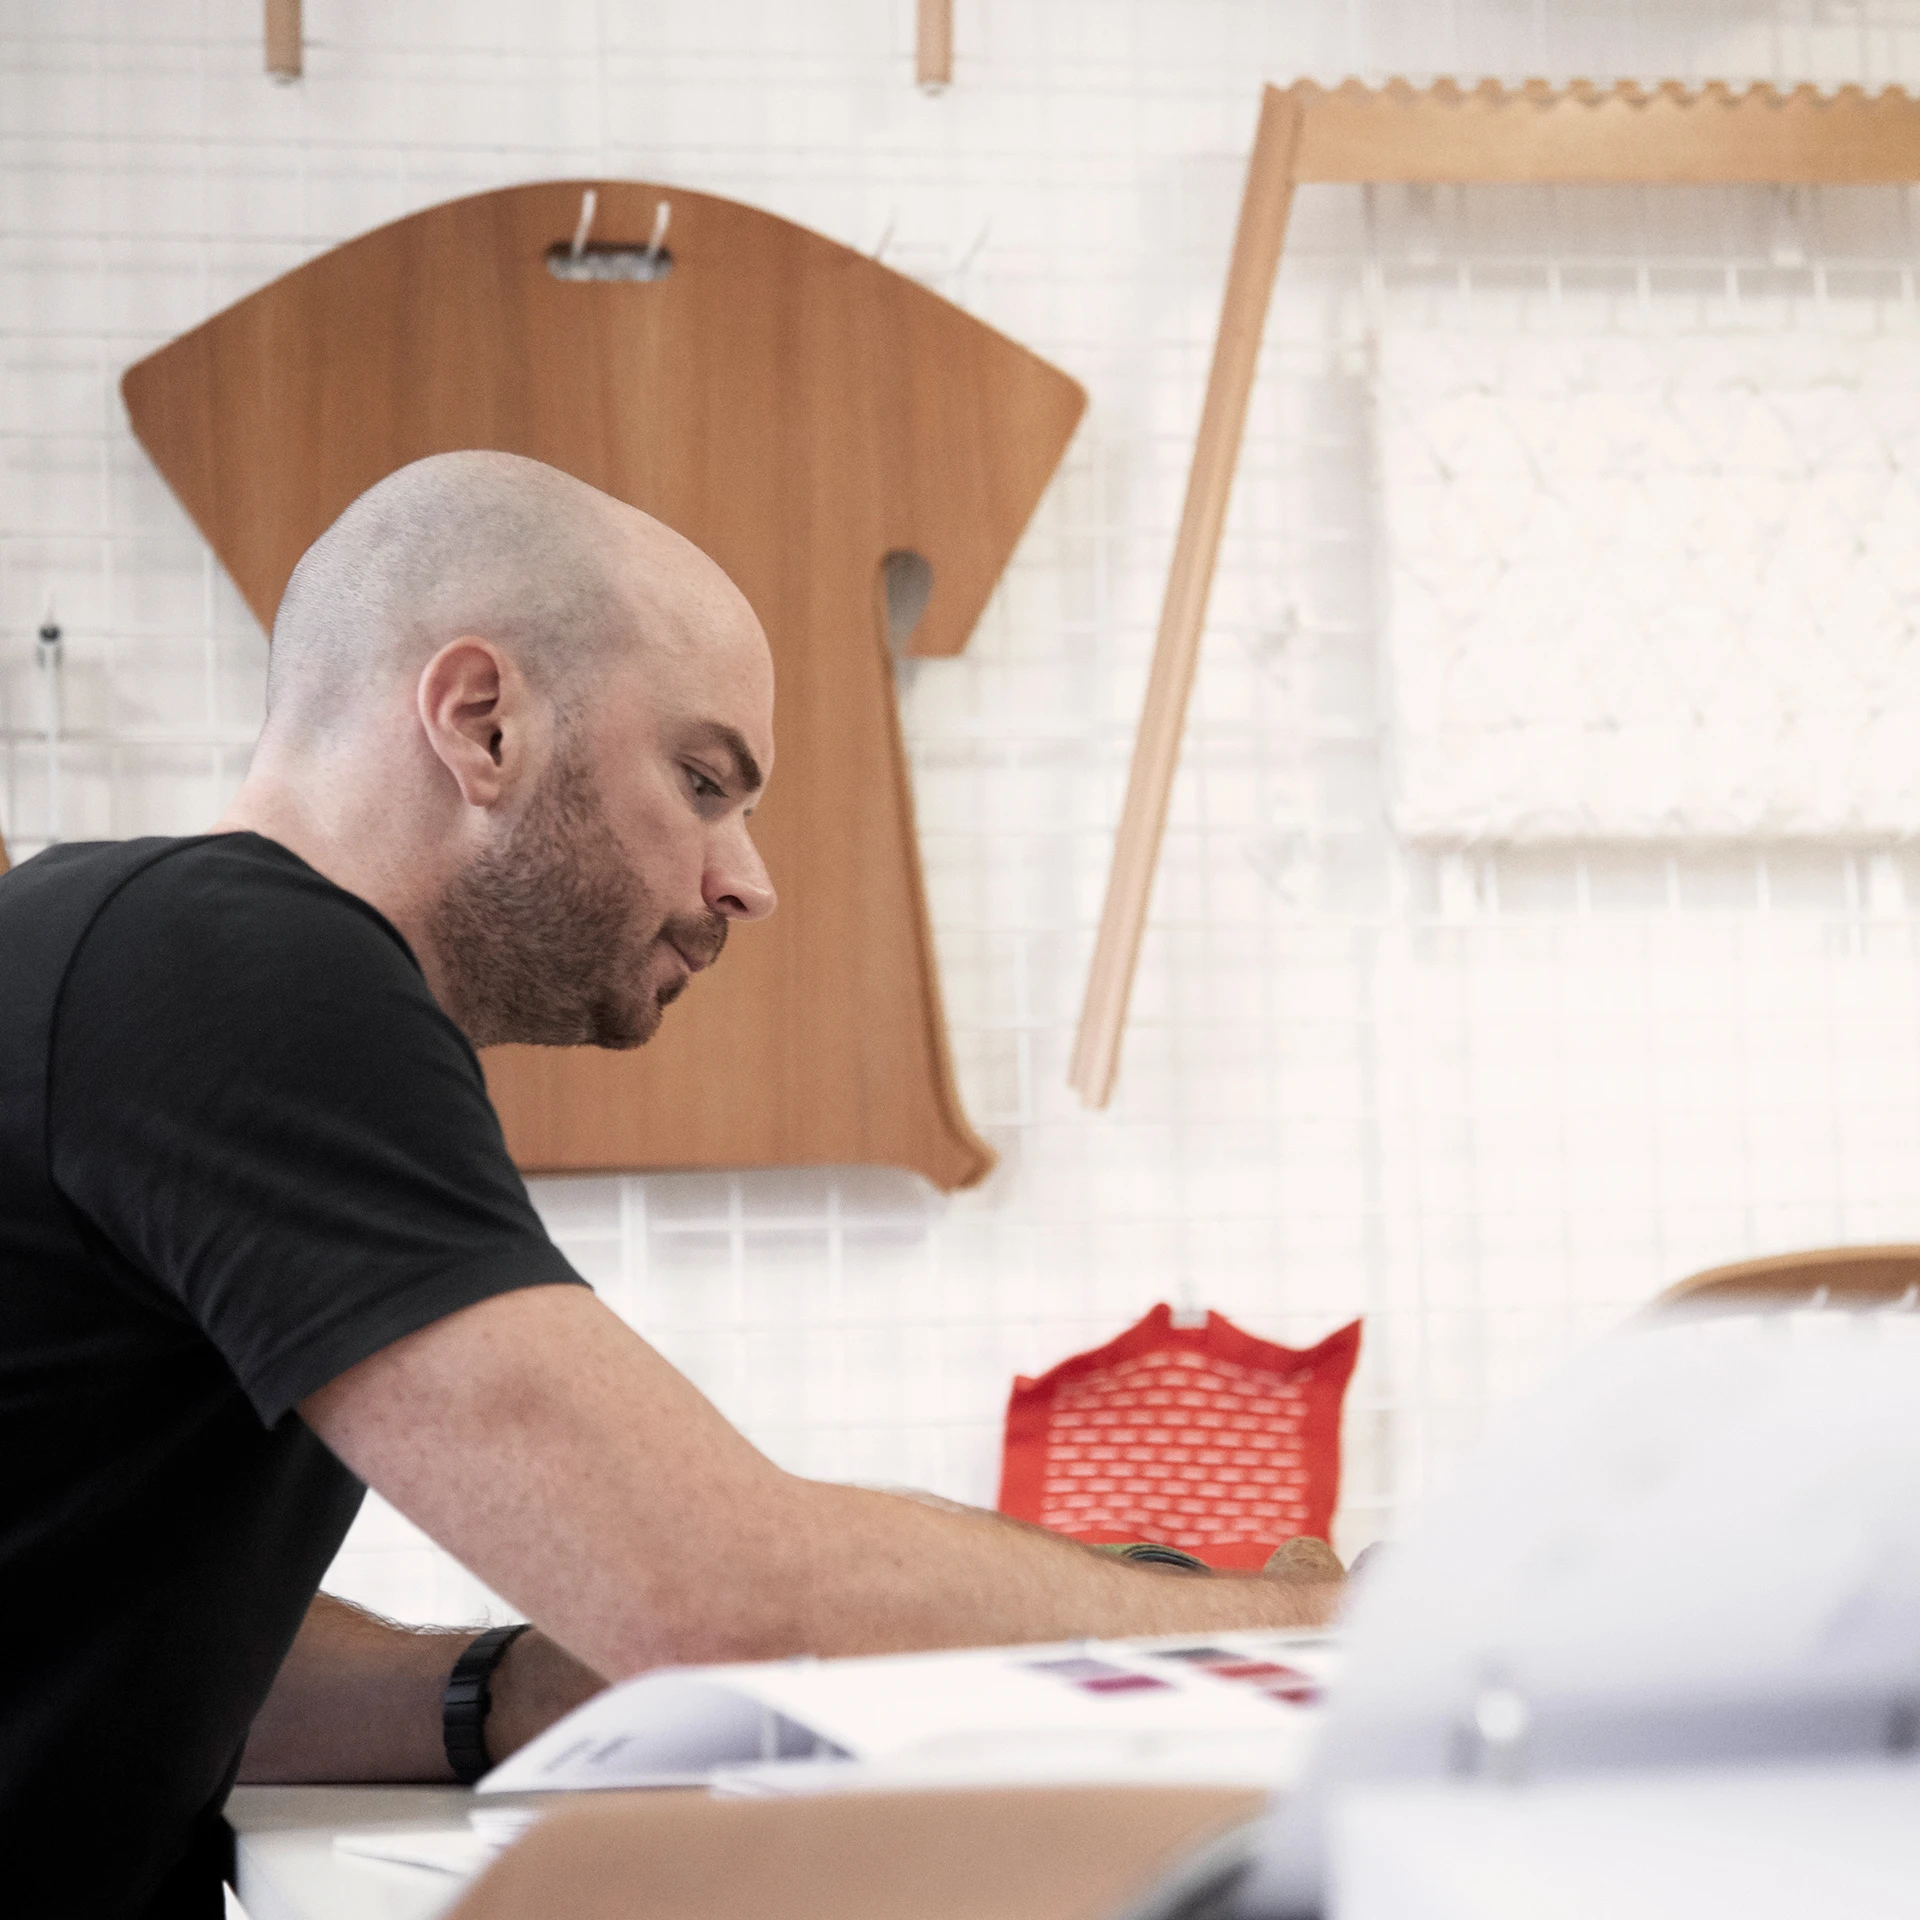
xmin=1068 ymin=86 xmax=1301 ymax=1107
xmin=1070 ymin=76 xmax=1920 ymax=1107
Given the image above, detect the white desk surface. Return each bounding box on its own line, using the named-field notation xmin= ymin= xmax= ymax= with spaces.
xmin=227 ymin=1784 xmax=564 ymax=1920
xmin=236 ymin=1760 xmax=1920 ymax=1920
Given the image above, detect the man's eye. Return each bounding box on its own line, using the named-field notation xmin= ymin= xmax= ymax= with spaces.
xmin=688 ymin=767 xmax=725 ymax=801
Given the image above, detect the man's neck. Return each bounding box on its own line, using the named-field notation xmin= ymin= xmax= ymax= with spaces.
xmin=215 ymin=767 xmax=461 ymax=1017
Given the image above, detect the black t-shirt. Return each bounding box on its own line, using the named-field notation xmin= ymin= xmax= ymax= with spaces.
xmin=0 ymin=834 xmax=584 ymax=1919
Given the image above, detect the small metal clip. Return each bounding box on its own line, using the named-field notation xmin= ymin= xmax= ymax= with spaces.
xmin=641 ymin=199 xmax=670 ymax=267
xmin=1768 ymin=184 xmax=1808 ymax=269
xmin=569 ymin=187 xmax=598 ymax=262
xmin=35 ymin=598 xmax=64 ymax=844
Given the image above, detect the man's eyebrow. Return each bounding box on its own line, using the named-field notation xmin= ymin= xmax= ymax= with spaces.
xmin=691 ymin=723 xmax=764 ymax=794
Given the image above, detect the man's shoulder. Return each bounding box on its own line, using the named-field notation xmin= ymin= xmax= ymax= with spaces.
xmin=0 ymin=838 xmax=219 ymax=1008
xmin=0 ymin=835 xmax=432 ymax=1044
xmin=47 ymin=833 xmax=467 ymax=1098
xmin=66 ymin=832 xmax=421 ymax=975
xmin=0 ymin=834 xmax=183 ymax=913
xmin=6 ymin=831 xmax=349 ymax=906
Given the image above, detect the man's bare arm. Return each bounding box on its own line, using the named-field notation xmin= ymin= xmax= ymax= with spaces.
xmin=238 ymin=1592 xmax=604 ymax=1782
xmin=300 ymin=1285 xmax=1342 ymax=1683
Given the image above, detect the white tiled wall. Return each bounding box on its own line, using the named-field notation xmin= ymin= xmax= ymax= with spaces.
xmin=7 ymin=2 xmax=1920 ymax=1628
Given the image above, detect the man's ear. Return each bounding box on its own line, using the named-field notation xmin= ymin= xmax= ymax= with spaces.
xmin=417 ymin=637 xmax=534 ymax=809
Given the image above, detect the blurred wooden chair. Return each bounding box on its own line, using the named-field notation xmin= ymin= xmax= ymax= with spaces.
xmin=1656 ymin=1244 xmax=1920 ymax=1313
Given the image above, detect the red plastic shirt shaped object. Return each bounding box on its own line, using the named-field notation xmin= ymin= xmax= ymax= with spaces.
xmin=997 ymin=1304 xmax=1361 ymax=1570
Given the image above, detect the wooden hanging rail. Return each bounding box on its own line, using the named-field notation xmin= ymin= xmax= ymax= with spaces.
xmin=1070 ymin=77 xmax=1920 ymax=1108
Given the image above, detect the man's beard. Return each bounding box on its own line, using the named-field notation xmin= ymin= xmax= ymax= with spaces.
xmin=429 ymin=749 xmax=727 ymax=1051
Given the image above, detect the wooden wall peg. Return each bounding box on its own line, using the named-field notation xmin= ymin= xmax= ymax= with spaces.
xmin=264 ymin=0 xmax=301 ymax=81
xmin=917 ymin=0 xmax=953 ymax=92
xmin=122 ymin=182 xmax=1085 ymax=1190
xmin=1072 ymin=77 xmax=1920 ymax=1108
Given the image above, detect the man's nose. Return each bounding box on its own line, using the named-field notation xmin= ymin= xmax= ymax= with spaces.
xmin=704 ymin=824 xmax=777 ymax=922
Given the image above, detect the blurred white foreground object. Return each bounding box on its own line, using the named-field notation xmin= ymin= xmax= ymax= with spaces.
xmin=1329 ymin=1760 xmax=1920 ymax=1920
xmin=1239 ymin=1298 xmax=1920 ymax=1916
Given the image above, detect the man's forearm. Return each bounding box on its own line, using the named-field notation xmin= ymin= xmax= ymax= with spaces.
xmin=304 ymin=1287 xmax=1347 ymax=1685
xmin=238 ymin=1593 xmax=603 ymax=1783
xmin=715 ymin=1478 xmax=1340 ymax=1667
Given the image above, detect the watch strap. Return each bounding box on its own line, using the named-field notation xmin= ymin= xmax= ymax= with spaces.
xmin=443 ymin=1622 xmax=533 ymax=1784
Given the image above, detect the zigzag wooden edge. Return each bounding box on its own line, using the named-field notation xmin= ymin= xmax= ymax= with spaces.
xmin=1285 ymin=76 xmax=1920 ymax=183
xmin=1294 ymin=76 xmax=1920 ymax=112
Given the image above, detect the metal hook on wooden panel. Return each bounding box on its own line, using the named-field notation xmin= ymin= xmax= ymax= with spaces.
xmin=569 ymin=188 xmax=598 ymax=262
xmin=642 ymin=200 xmax=671 ymax=267
xmin=548 ymin=192 xmax=673 ymax=283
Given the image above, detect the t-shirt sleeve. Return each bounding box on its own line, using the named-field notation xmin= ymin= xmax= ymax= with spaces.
xmin=47 ymin=840 xmax=586 ymax=1426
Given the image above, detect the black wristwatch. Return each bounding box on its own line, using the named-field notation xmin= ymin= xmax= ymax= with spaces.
xmin=443 ymin=1622 xmax=533 ymax=1784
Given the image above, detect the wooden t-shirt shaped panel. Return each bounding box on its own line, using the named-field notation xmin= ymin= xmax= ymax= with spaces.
xmin=121 ymin=183 xmax=1086 ymax=1191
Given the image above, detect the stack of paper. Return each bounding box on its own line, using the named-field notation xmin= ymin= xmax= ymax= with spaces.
xmin=479 ymin=1631 xmax=1342 ymax=1798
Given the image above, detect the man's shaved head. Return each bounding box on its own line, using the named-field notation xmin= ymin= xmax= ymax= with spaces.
xmin=267 ymin=451 xmax=638 ymax=735
xmin=240 ymin=450 xmax=778 ymax=1053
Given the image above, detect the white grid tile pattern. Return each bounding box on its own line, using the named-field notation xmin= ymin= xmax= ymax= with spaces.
xmin=5 ymin=2 xmax=1920 ymax=1627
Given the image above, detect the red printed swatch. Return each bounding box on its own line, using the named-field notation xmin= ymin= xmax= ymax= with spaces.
xmin=997 ymin=1304 xmax=1361 ymax=1571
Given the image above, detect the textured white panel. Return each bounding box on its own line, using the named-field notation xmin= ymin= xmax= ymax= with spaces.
xmin=1383 ymin=327 xmax=1920 ymax=842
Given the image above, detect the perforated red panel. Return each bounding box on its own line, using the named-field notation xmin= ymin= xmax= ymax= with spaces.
xmin=996 ymin=1305 xmax=1361 ymax=1570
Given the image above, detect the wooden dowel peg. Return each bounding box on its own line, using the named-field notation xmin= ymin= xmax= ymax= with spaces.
xmin=1069 ymin=85 xmax=1301 ymax=1108
xmin=917 ymin=0 xmax=953 ymax=92
xmin=265 ymin=0 xmax=302 ymax=82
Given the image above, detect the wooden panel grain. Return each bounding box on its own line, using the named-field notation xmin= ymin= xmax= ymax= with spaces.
xmin=121 ymin=183 xmax=1085 ymax=1190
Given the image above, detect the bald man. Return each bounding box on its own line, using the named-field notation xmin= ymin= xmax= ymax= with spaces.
xmin=0 ymin=454 xmax=1339 ymax=1920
